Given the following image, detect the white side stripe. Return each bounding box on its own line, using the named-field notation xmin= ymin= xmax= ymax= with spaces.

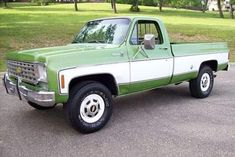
xmin=59 ymin=62 xmax=129 ymax=94
xmin=59 ymin=52 xmax=228 ymax=94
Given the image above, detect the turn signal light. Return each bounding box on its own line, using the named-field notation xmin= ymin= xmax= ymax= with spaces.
xmin=228 ymin=51 xmax=231 ymax=61
xmin=61 ymin=75 xmax=65 ymax=89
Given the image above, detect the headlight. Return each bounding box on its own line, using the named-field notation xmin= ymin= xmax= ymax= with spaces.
xmin=36 ymin=63 xmax=47 ymax=83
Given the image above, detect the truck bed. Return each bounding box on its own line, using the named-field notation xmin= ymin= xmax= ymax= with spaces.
xmin=171 ymin=42 xmax=228 ymax=57
xmin=170 ymin=42 xmax=229 ymax=84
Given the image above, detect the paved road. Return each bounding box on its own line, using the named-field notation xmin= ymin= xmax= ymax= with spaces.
xmin=0 ymin=66 xmax=235 ymax=157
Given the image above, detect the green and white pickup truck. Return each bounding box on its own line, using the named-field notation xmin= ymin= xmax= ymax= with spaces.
xmin=3 ymin=16 xmax=229 ymax=133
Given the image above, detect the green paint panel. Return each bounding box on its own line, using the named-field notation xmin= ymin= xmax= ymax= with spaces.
xmin=118 ymin=71 xmax=198 ymax=96
xmin=170 ymin=71 xmax=198 ymax=84
xmin=126 ymin=17 xmax=172 ymax=61
xmin=119 ymin=77 xmax=171 ymax=95
xmin=118 ymin=84 xmax=129 ymax=96
xmin=217 ymin=63 xmax=228 ymax=71
xmin=6 ymin=43 xmax=129 ymax=103
xmin=171 ymin=42 xmax=228 ymax=57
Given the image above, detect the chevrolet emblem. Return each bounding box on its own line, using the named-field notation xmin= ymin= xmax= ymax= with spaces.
xmin=16 ymin=67 xmax=22 ymax=74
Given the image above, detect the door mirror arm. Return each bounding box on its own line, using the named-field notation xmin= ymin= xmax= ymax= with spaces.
xmin=133 ymin=34 xmax=155 ymax=59
xmin=133 ymin=42 xmax=149 ymax=59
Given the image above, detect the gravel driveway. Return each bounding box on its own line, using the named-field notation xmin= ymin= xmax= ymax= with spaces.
xmin=0 ymin=66 xmax=235 ymax=157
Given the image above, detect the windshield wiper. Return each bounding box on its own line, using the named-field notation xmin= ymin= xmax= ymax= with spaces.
xmin=72 ymin=40 xmax=80 ymax=44
xmin=72 ymin=40 xmax=106 ymax=44
xmin=87 ymin=40 xmax=105 ymax=44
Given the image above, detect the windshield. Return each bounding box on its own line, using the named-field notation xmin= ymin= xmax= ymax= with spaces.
xmin=72 ymin=18 xmax=130 ymax=45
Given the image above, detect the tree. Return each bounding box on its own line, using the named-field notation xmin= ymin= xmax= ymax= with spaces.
xmin=111 ymin=0 xmax=117 ymax=13
xmin=158 ymin=0 xmax=163 ymax=12
xmin=230 ymin=0 xmax=235 ymax=19
xmin=32 ymin=0 xmax=51 ymax=6
xmin=74 ymin=0 xmax=78 ymax=11
xmin=167 ymin=0 xmax=201 ymax=8
xmin=2 ymin=0 xmax=8 ymax=8
xmin=217 ymin=0 xmax=224 ymax=18
xmin=130 ymin=0 xmax=140 ymax=12
xmin=111 ymin=0 xmax=113 ymax=8
xmin=201 ymin=0 xmax=208 ymax=13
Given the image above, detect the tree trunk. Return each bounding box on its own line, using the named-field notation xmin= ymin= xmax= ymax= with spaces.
xmin=217 ymin=0 xmax=224 ymax=18
xmin=74 ymin=0 xmax=78 ymax=11
xmin=133 ymin=0 xmax=138 ymax=7
xmin=3 ymin=0 xmax=7 ymax=8
xmin=230 ymin=3 xmax=234 ymax=19
xmin=204 ymin=0 xmax=209 ymax=12
xmin=112 ymin=0 xmax=117 ymax=13
xmin=111 ymin=0 xmax=113 ymax=9
xmin=135 ymin=0 xmax=139 ymax=10
xmin=205 ymin=0 xmax=209 ymax=7
xmin=201 ymin=0 xmax=208 ymax=13
xmin=159 ymin=0 xmax=163 ymax=12
xmin=130 ymin=0 xmax=140 ymax=12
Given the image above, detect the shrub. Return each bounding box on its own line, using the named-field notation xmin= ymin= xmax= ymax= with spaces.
xmin=141 ymin=0 xmax=157 ymax=6
xmin=31 ymin=0 xmax=54 ymax=6
xmin=130 ymin=5 xmax=140 ymax=12
xmin=167 ymin=0 xmax=201 ymax=8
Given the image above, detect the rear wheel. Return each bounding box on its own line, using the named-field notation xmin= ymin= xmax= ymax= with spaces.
xmin=65 ymin=82 xmax=113 ymax=133
xmin=189 ymin=66 xmax=214 ymax=98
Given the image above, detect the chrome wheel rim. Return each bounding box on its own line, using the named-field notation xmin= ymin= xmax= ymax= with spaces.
xmin=200 ymin=73 xmax=210 ymax=92
xmin=80 ymin=94 xmax=105 ymax=123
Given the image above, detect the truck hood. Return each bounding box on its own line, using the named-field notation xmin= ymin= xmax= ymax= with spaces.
xmin=6 ymin=43 xmax=119 ymax=63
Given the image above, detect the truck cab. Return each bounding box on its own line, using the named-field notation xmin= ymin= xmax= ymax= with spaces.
xmin=126 ymin=17 xmax=174 ymax=93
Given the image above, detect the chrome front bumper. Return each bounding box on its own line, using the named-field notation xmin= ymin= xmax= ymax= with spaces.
xmin=3 ymin=74 xmax=55 ymax=107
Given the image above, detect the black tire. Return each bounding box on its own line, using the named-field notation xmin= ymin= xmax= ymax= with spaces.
xmin=27 ymin=101 xmax=56 ymax=110
xmin=65 ymin=81 xmax=113 ymax=134
xmin=189 ymin=66 xmax=214 ymax=98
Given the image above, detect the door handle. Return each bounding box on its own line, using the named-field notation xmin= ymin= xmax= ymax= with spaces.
xmin=159 ymin=47 xmax=168 ymax=50
xmin=112 ymin=51 xmax=124 ymax=57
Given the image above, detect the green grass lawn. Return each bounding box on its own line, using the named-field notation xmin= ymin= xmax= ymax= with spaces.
xmin=0 ymin=2 xmax=235 ymax=71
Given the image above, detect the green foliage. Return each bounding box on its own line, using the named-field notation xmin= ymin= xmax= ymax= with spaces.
xmin=0 ymin=2 xmax=235 ymax=71
xmin=31 ymin=0 xmax=54 ymax=6
xmin=116 ymin=0 xmax=132 ymax=4
xmin=129 ymin=0 xmax=140 ymax=12
xmin=141 ymin=0 xmax=157 ymax=6
xmin=115 ymin=0 xmax=200 ymax=8
xmin=130 ymin=5 xmax=140 ymax=12
xmin=231 ymin=0 xmax=235 ymax=4
xmin=116 ymin=0 xmax=157 ymax=6
xmin=167 ymin=0 xmax=201 ymax=8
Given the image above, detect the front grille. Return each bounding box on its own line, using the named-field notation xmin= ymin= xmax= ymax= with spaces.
xmin=7 ymin=60 xmax=38 ymax=84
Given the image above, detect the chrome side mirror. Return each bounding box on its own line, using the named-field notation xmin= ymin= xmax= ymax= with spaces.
xmin=144 ymin=34 xmax=155 ymax=50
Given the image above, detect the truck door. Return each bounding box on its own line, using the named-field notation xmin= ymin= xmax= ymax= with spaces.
xmin=128 ymin=19 xmax=173 ymax=93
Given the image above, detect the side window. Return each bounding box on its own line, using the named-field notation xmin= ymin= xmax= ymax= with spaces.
xmin=130 ymin=24 xmax=138 ymax=45
xmin=130 ymin=20 xmax=163 ymax=45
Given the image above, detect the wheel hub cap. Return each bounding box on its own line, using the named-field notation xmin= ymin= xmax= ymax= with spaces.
xmin=80 ymin=94 xmax=105 ymax=123
xmin=200 ymin=73 xmax=210 ymax=92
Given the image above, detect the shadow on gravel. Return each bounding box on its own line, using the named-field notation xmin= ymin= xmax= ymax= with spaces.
xmin=15 ymin=84 xmax=192 ymax=134
xmin=114 ymin=85 xmax=191 ymax=109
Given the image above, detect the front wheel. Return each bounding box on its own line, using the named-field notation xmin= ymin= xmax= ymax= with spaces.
xmin=189 ymin=66 xmax=214 ymax=98
xmin=65 ymin=82 xmax=113 ymax=133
